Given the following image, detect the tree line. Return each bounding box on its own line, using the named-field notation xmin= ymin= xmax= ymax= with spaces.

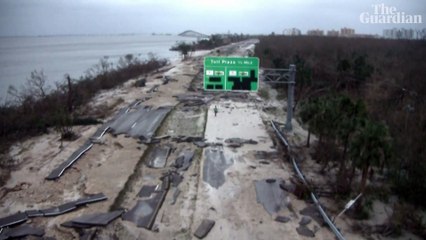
xmin=256 ymin=35 xmax=426 ymax=237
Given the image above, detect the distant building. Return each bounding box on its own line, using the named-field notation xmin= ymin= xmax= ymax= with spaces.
xmin=283 ymin=28 xmax=301 ymax=36
xmin=327 ymin=30 xmax=339 ymax=37
xmin=382 ymin=28 xmax=421 ymax=39
xmin=307 ymin=29 xmax=324 ymax=36
xmin=353 ymin=34 xmax=377 ymax=38
xmin=340 ymin=28 xmax=355 ymax=37
xmin=417 ymin=29 xmax=426 ymax=39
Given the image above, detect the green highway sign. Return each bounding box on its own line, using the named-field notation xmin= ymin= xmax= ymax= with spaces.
xmin=203 ymin=56 xmax=259 ymax=92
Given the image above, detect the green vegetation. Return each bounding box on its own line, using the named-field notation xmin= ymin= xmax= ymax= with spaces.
xmin=256 ymin=35 xmax=426 ymax=236
xmin=170 ymin=41 xmax=194 ymax=59
xmin=170 ymin=34 xmax=250 ymax=58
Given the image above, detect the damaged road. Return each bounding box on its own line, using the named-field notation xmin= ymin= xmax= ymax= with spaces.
xmin=1 ymin=40 xmax=341 ymax=240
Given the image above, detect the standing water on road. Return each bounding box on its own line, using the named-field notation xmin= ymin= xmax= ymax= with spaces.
xmin=0 ymin=34 xmax=193 ymax=100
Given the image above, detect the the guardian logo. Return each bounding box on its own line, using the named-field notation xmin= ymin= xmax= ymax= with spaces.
xmin=360 ymin=3 xmax=422 ymax=24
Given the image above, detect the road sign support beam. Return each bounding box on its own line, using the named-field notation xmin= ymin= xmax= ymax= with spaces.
xmin=262 ymin=64 xmax=296 ymax=131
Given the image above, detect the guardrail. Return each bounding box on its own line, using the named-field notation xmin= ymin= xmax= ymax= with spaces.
xmin=271 ymin=121 xmax=345 ymax=240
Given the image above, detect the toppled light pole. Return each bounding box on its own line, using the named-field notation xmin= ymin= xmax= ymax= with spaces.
xmin=333 ymin=193 xmax=363 ymax=222
xmin=262 ymin=64 xmax=297 ymax=131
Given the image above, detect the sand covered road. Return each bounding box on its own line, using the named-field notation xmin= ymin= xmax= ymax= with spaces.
xmin=192 ymin=101 xmax=335 ymax=240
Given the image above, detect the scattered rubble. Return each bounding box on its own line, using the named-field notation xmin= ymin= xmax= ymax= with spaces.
xmin=254 ymin=150 xmax=279 ymax=160
xmin=274 ymin=215 xmax=291 ymax=223
xmin=224 ymin=138 xmax=258 ymax=148
xmin=172 ymin=149 xmax=195 ymax=172
xmin=138 ymin=185 xmax=157 ymax=198
xmin=146 ymin=145 xmax=171 ymax=168
xmin=122 ymin=191 xmax=167 ymax=230
xmin=254 ymin=178 xmax=288 ymax=215
xmin=300 ymin=205 xmax=325 ymax=226
xmin=0 ymin=193 xmax=107 ymax=229
xmin=174 ymin=94 xmax=213 ymax=107
xmin=203 ymin=147 xmax=233 ymax=188
xmin=299 ymin=216 xmax=312 ymax=226
xmin=61 ymin=210 xmax=123 ymax=228
xmin=296 ymin=225 xmax=315 ymax=238
xmin=147 ymin=84 xmax=160 ymax=93
xmin=46 ymin=140 xmax=93 ymax=180
xmin=172 ymin=135 xmax=204 ymax=143
xmin=109 ymin=105 xmax=172 ymax=140
xmin=193 ymin=219 xmax=215 ymax=239
xmin=0 ymin=225 xmax=44 ymax=240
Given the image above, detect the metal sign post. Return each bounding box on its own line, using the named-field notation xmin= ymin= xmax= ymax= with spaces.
xmin=263 ymin=64 xmax=296 ymax=131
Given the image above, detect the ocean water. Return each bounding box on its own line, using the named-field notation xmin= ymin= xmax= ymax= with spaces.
xmin=0 ymin=34 xmax=194 ymax=101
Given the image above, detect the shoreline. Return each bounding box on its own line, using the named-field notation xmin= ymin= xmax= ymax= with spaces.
xmin=0 ymin=34 xmax=195 ymax=100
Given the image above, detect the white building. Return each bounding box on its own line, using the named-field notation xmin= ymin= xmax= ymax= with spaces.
xmin=282 ymin=28 xmax=302 ymax=36
xmin=383 ymin=28 xmax=421 ymax=39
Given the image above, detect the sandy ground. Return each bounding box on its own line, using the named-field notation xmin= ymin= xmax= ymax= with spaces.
xmin=1 ymin=39 xmax=420 ymax=240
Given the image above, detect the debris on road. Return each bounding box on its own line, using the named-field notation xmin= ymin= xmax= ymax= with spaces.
xmin=147 ymin=84 xmax=160 ymax=93
xmin=274 ymin=215 xmax=291 ymax=223
xmin=122 ymin=191 xmax=167 ymax=230
xmin=254 ymin=178 xmax=289 ymax=215
xmin=172 ymin=135 xmax=204 ymax=143
xmin=296 ymin=225 xmax=315 ymax=238
xmin=300 ymin=205 xmax=325 ymax=226
xmin=0 ymin=225 xmax=44 ymax=240
xmin=224 ymin=138 xmax=258 ymax=148
xmin=0 ymin=212 xmax=27 ymax=229
xmin=109 ymin=106 xmax=172 ymax=141
xmin=193 ymin=219 xmax=215 ymax=239
xmin=254 ymin=150 xmax=279 ymax=160
xmin=174 ymin=94 xmax=213 ymax=107
xmin=138 ymin=185 xmax=157 ymax=198
xmin=173 ymin=149 xmax=195 ymax=172
xmin=203 ymin=147 xmax=233 ymax=188
xmin=146 ymin=145 xmax=171 ymax=168
xmin=46 ymin=140 xmax=93 ymax=180
xmin=0 ymin=193 xmax=107 ymax=228
xmin=299 ymin=216 xmax=312 ymax=226
xmin=61 ymin=210 xmax=123 ymax=228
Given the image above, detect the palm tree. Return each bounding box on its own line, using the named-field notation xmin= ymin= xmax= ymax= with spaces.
xmin=349 ymin=120 xmax=391 ymax=193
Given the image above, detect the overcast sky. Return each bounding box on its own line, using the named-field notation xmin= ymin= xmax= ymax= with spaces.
xmin=0 ymin=0 xmax=425 ymax=36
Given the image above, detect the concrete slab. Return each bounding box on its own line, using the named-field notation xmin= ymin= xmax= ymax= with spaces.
xmin=46 ymin=140 xmax=93 ymax=180
xmin=109 ymin=106 xmax=151 ymax=135
xmin=128 ymin=106 xmax=172 ymax=139
xmin=254 ymin=178 xmax=288 ymax=215
xmin=122 ymin=191 xmax=166 ymax=229
xmin=202 ymin=147 xmax=233 ymax=189
xmin=138 ymin=185 xmax=157 ymax=198
xmin=173 ymin=149 xmax=194 ymax=172
xmin=0 ymin=225 xmax=44 ymax=239
xmin=0 ymin=212 xmax=27 ymax=228
xmin=61 ymin=210 xmax=123 ymax=228
xmin=193 ymin=219 xmax=215 ymax=239
xmin=74 ymin=193 xmax=108 ymax=206
xmin=41 ymin=202 xmax=77 ymax=217
xmin=24 ymin=210 xmax=44 ymax=218
xmin=146 ymin=145 xmax=171 ymax=168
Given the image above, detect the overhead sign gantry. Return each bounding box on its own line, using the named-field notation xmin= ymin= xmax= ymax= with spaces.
xmin=203 ymin=56 xmax=259 ymax=92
